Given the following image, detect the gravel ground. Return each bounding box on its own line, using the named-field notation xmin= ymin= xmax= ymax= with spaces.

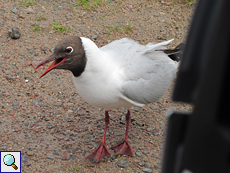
xmin=0 ymin=0 xmax=194 ymax=172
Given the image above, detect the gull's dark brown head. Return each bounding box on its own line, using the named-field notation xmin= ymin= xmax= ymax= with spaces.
xmin=36 ymin=36 xmax=86 ymax=78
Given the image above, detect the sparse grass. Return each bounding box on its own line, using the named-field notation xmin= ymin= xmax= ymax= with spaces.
xmin=85 ymin=163 xmax=94 ymax=167
xmin=74 ymin=0 xmax=103 ymax=10
xmin=52 ymin=22 xmax=71 ymax=33
xmin=138 ymin=2 xmax=143 ymax=6
xmin=107 ymin=0 xmax=112 ymax=4
xmin=116 ymin=154 xmax=122 ymax=159
xmin=18 ymin=0 xmax=36 ymax=6
xmin=106 ymin=25 xmax=121 ymax=35
xmin=185 ymin=0 xmax=196 ymax=5
xmin=105 ymin=24 xmax=135 ymax=35
xmin=32 ymin=24 xmax=40 ymax=31
xmin=73 ymin=166 xmax=79 ymax=172
xmin=35 ymin=16 xmax=46 ymax=21
xmin=124 ymin=24 xmax=134 ymax=34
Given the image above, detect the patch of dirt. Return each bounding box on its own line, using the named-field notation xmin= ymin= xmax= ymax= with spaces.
xmin=0 ymin=0 xmax=194 ymax=172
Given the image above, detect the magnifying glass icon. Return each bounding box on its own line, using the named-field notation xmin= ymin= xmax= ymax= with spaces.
xmin=3 ymin=154 xmax=18 ymax=170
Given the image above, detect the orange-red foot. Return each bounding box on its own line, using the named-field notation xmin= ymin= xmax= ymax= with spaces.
xmin=86 ymin=144 xmax=111 ymax=162
xmin=111 ymin=140 xmax=133 ymax=156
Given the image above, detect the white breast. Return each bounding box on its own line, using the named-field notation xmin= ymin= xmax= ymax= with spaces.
xmin=73 ymin=37 xmax=136 ymax=109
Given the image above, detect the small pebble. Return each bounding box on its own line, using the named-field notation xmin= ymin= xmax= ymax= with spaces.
xmin=116 ymin=159 xmax=128 ymax=168
xmin=24 ymin=7 xmax=34 ymax=14
xmin=153 ymin=130 xmax=161 ymax=136
xmin=0 ymin=144 xmax=6 ymax=150
xmin=24 ymin=122 xmax=29 ymax=127
xmin=24 ymin=66 xmax=33 ymax=72
xmin=26 ymin=151 xmax=34 ymax=156
xmin=121 ymin=116 xmax=126 ymax=121
xmin=5 ymin=70 xmax=11 ymax=75
xmin=69 ymin=154 xmax=77 ymax=160
xmin=19 ymin=52 xmax=25 ymax=56
xmin=77 ymin=110 xmax=85 ymax=115
xmin=113 ymin=131 xmax=123 ymax=136
xmin=49 ymin=30 xmax=55 ymax=34
xmin=145 ymin=162 xmax=151 ymax=168
xmin=111 ymin=155 xmax=116 ymax=160
xmin=91 ymin=35 xmax=98 ymax=40
xmin=53 ymin=152 xmax=59 ymax=155
xmin=12 ymin=102 xmax=20 ymax=106
xmin=47 ymin=124 xmax=53 ymax=129
xmin=6 ymin=77 xmax=15 ymax=81
xmin=142 ymin=151 xmax=149 ymax=155
xmin=27 ymin=50 xmax=35 ymax=54
xmin=33 ymin=100 xmax=41 ymax=105
xmin=26 ymin=163 xmax=31 ymax=166
xmin=46 ymin=156 xmax=54 ymax=160
xmin=138 ymin=147 xmax=146 ymax=150
xmin=150 ymin=105 xmax=160 ymax=110
xmin=139 ymin=161 xmax=145 ymax=167
xmin=12 ymin=8 xmax=18 ymax=14
xmin=135 ymin=152 xmax=142 ymax=157
xmin=21 ymin=155 xmax=30 ymax=164
xmin=99 ymin=129 xmax=104 ymax=134
xmin=41 ymin=46 xmax=48 ymax=51
xmin=147 ymin=127 xmax=154 ymax=132
xmin=142 ymin=168 xmax=153 ymax=173
xmin=136 ymin=122 xmax=143 ymax=126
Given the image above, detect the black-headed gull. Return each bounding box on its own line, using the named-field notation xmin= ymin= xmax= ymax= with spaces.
xmin=36 ymin=36 xmax=182 ymax=162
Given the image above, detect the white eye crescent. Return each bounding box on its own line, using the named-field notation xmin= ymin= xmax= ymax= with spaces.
xmin=65 ymin=46 xmax=73 ymax=54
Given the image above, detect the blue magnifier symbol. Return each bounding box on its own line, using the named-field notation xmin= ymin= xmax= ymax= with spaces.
xmin=3 ymin=154 xmax=18 ymax=170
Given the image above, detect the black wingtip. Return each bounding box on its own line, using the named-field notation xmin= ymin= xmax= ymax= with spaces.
xmin=165 ymin=43 xmax=185 ymax=62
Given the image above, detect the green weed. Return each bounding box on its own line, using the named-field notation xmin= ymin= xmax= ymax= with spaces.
xmin=106 ymin=25 xmax=121 ymax=35
xmin=185 ymin=0 xmax=196 ymax=5
xmin=117 ymin=154 xmax=122 ymax=159
xmin=74 ymin=0 xmax=103 ymax=10
xmin=35 ymin=16 xmax=46 ymax=21
xmin=105 ymin=24 xmax=135 ymax=35
xmin=73 ymin=166 xmax=79 ymax=172
xmin=124 ymin=24 xmax=134 ymax=34
xmin=32 ymin=24 xmax=40 ymax=31
xmin=18 ymin=0 xmax=36 ymax=6
xmin=52 ymin=22 xmax=71 ymax=32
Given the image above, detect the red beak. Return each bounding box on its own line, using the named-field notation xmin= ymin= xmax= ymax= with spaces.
xmin=36 ymin=55 xmax=66 ymax=78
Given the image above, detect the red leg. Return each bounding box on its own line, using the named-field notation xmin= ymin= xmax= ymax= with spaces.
xmin=86 ymin=110 xmax=111 ymax=162
xmin=111 ymin=110 xmax=133 ymax=156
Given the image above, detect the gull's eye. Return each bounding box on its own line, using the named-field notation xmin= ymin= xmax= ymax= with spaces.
xmin=65 ymin=46 xmax=73 ymax=54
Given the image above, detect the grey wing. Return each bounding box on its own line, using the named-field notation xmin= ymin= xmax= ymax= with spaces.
xmin=119 ymin=39 xmax=177 ymax=104
xmin=101 ymin=38 xmax=177 ymax=105
xmin=121 ymin=58 xmax=177 ymax=104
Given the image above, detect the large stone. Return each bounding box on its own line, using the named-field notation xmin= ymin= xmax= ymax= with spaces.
xmin=9 ymin=27 xmax=21 ymax=39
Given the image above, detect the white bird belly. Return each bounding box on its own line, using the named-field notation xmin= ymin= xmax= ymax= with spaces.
xmin=72 ymin=76 xmax=134 ymax=109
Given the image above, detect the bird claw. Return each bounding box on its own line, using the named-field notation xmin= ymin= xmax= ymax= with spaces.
xmin=111 ymin=140 xmax=133 ymax=156
xmin=86 ymin=144 xmax=111 ymax=162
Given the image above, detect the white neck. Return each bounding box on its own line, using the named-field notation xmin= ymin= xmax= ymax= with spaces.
xmin=80 ymin=37 xmax=101 ymax=57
